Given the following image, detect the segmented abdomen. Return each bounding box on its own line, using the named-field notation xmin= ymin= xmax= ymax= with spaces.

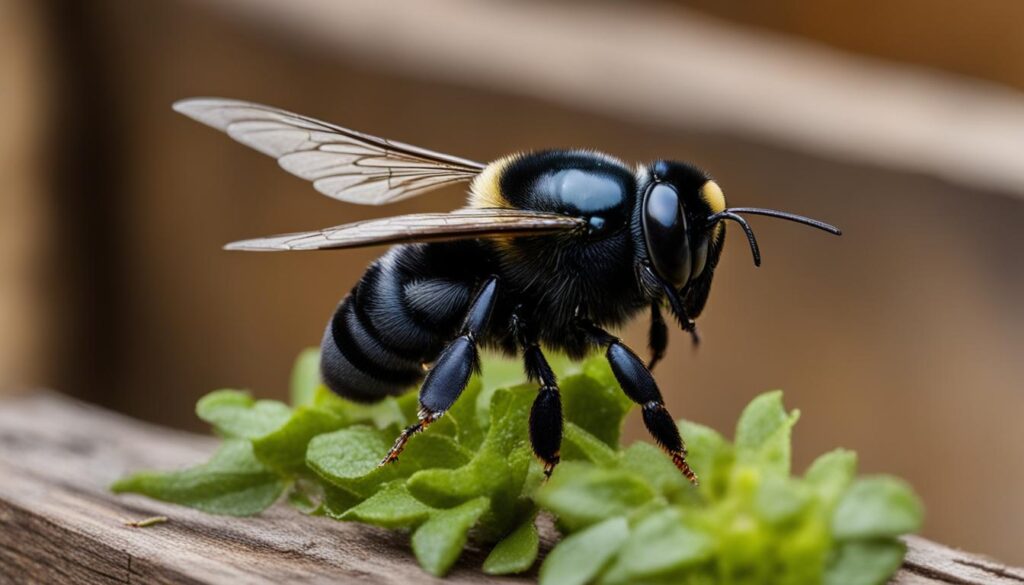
xmin=320 ymin=246 xmax=475 ymax=402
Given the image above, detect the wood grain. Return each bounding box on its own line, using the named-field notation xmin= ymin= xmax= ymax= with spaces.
xmin=0 ymin=391 xmax=1019 ymax=584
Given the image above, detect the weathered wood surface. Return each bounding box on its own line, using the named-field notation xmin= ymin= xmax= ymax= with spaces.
xmin=0 ymin=392 xmax=1020 ymax=584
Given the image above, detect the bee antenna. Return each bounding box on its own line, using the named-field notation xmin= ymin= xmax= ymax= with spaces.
xmin=708 ymin=211 xmax=761 ymax=267
xmin=719 ymin=208 xmax=843 ymax=236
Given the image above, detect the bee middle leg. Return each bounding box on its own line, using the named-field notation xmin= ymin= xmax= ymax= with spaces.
xmin=524 ymin=344 xmax=563 ymax=478
xmin=511 ymin=308 xmax=564 ymax=477
xmin=380 ymin=276 xmax=499 ymax=465
xmin=581 ymin=321 xmax=698 ymax=485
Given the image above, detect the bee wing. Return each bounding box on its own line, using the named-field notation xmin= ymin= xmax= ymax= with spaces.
xmin=224 ymin=209 xmax=584 ymax=251
xmin=173 ymin=98 xmax=485 ymax=205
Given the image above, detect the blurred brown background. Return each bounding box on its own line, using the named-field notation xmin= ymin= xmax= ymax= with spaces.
xmin=1 ymin=0 xmax=1021 ymax=564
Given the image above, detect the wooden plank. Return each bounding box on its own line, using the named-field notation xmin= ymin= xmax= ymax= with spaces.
xmin=0 ymin=391 xmax=1020 ymax=584
xmin=897 ymin=536 xmax=1024 ymax=585
xmin=0 ymin=392 xmax=522 ymax=584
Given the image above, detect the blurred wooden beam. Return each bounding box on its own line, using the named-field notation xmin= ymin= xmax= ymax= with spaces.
xmin=192 ymin=0 xmax=1024 ymax=198
xmin=0 ymin=0 xmax=50 ymax=393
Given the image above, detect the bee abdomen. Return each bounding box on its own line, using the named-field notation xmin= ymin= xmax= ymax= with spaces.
xmin=321 ymin=251 xmax=471 ymax=402
xmin=319 ymin=303 xmax=419 ymax=403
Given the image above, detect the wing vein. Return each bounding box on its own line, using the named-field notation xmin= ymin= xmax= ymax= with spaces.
xmin=174 ymin=98 xmax=485 ymax=205
xmin=224 ymin=209 xmax=584 ymax=252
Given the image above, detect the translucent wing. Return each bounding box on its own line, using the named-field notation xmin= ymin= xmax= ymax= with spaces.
xmin=224 ymin=209 xmax=584 ymax=251
xmin=173 ymin=98 xmax=485 ymax=205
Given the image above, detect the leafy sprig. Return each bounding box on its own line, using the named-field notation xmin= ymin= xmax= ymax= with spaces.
xmin=114 ymin=349 xmax=922 ymax=583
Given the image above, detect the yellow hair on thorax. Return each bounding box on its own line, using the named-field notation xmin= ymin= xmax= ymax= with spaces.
xmin=469 ymin=156 xmax=517 ymax=209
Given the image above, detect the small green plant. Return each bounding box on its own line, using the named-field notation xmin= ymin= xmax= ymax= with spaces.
xmin=114 ymin=349 xmax=922 ymax=584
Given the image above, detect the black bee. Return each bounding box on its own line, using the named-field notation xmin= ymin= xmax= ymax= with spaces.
xmin=176 ymin=98 xmax=840 ymax=484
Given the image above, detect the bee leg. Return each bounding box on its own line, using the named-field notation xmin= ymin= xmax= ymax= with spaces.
xmin=642 ymin=264 xmax=699 ymax=346
xmin=648 ymin=303 xmax=668 ymax=370
xmin=381 ymin=277 xmax=499 ymax=466
xmin=523 ymin=343 xmax=563 ymax=478
xmin=581 ymin=321 xmax=698 ymax=485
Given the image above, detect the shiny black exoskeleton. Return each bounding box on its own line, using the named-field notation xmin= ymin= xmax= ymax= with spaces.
xmin=177 ymin=98 xmax=841 ymax=486
xmin=324 ymin=152 xmax=730 ymax=482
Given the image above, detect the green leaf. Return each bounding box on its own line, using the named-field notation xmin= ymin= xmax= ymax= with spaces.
xmin=677 ymin=419 xmax=733 ymax=499
xmin=407 ymin=448 xmax=514 ymax=509
xmin=602 ymin=508 xmax=714 ymax=583
xmin=483 ymin=385 xmax=536 ymax=453
xmin=252 ymin=405 xmax=346 ymax=474
xmin=196 ymin=390 xmax=291 ymax=439
xmin=832 ymin=476 xmax=923 ymax=540
xmin=754 ymin=475 xmax=810 ymax=525
xmin=308 ymin=427 xmax=470 ymax=497
xmin=734 ymin=390 xmax=800 ymax=475
xmin=312 ymin=386 xmax=409 ymax=429
xmin=306 ymin=427 xmax=383 ymax=485
xmin=776 ymin=514 xmax=831 ymax=584
xmin=412 ymin=497 xmax=490 ymax=576
xmin=409 ymin=385 xmax=535 ymax=509
xmin=408 ymin=455 xmax=493 ymax=508
xmin=112 ymin=440 xmax=287 ymax=516
xmin=805 ymin=448 xmax=858 ymax=505
xmin=562 ymin=422 xmax=618 ymax=465
xmin=480 ymin=353 xmax=530 ymax=391
xmin=825 ymin=540 xmax=906 ymax=585
xmin=474 ymin=353 xmax=579 ymax=431
xmin=580 ymin=353 xmax=617 ymax=390
xmin=321 ymin=483 xmax=362 ymax=518
xmin=717 ymin=508 xmax=771 ymax=582
xmin=341 ymin=481 xmax=434 ymax=529
xmin=536 ymin=462 xmax=656 ymax=531
xmin=443 ymin=376 xmax=486 ymax=448
xmin=286 ymin=478 xmax=323 ymax=514
xmin=539 ymin=516 xmax=629 ymax=585
xmin=122 ymin=349 xmax=930 ymax=583
xmin=483 ymin=513 xmax=539 ymax=575
xmin=547 ymin=351 xmax=580 ymax=379
xmin=474 ymin=354 xmax=528 ymax=427
xmin=561 ymin=372 xmax=632 ymax=448
xmin=409 ymin=384 xmax=539 ymax=544
xmin=289 ymin=347 xmax=322 ymax=407
xmin=617 ymin=441 xmax=691 ymax=499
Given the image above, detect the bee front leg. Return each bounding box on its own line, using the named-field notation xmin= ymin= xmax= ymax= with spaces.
xmin=640 ymin=264 xmax=699 ymax=347
xmin=380 ymin=276 xmax=499 ymax=465
xmin=580 ymin=321 xmax=698 ymax=485
xmin=648 ymin=303 xmax=669 ymax=370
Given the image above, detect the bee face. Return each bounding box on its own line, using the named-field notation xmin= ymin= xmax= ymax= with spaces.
xmin=640 ymin=161 xmax=725 ymax=289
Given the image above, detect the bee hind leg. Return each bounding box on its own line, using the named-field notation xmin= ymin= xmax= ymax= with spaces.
xmin=380 ymin=276 xmax=499 ymax=466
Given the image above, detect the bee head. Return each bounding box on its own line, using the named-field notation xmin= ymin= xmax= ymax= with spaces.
xmin=640 ymin=160 xmax=842 ymax=290
xmin=639 ymin=161 xmax=725 ymax=289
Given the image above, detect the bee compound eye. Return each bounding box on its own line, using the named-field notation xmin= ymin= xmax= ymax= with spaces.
xmin=642 ymin=183 xmax=691 ymax=288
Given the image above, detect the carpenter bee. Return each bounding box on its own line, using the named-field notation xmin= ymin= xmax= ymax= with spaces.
xmin=176 ymin=98 xmax=840 ymax=484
